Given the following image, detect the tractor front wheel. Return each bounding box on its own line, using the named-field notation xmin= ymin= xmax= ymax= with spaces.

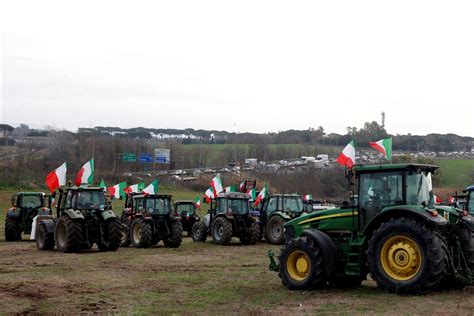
xmin=164 ymin=221 xmax=183 ymax=248
xmin=367 ymin=217 xmax=447 ymax=293
xmin=5 ymin=216 xmax=21 ymax=241
xmin=212 ymin=217 xmax=232 ymax=245
xmin=130 ymin=218 xmax=152 ymax=248
xmin=98 ymin=218 xmax=122 ymax=252
xmin=266 ymin=215 xmax=286 ymax=245
xmin=36 ymin=222 xmax=54 ymax=250
xmin=279 ymin=236 xmax=328 ymax=290
xmin=55 ymin=215 xmax=83 ymax=252
xmin=191 ymin=221 xmax=208 ymax=242
xmin=120 ymin=214 xmax=131 ymax=247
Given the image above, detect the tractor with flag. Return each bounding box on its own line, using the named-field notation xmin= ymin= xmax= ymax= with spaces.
xmin=175 ymin=197 xmax=201 ymax=236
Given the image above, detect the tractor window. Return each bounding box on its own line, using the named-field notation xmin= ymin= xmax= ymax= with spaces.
xmin=467 ymin=191 xmax=474 ymax=214
xmin=176 ymin=203 xmax=195 ymax=215
xmin=283 ymin=197 xmax=303 ymax=213
xmin=216 ymin=198 xmax=226 ymax=213
xmin=266 ymin=197 xmax=278 ymax=213
xmin=134 ymin=198 xmax=144 ymax=211
xmin=144 ymin=198 xmax=171 ymax=215
xmin=406 ymin=172 xmax=434 ymax=207
xmin=227 ymin=198 xmax=250 ymax=214
xmin=20 ymin=194 xmax=43 ymax=208
xmin=75 ymin=191 xmax=106 ymax=210
xmin=359 ymin=172 xmax=403 ymax=227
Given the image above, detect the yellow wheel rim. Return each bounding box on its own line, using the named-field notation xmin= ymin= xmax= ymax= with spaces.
xmin=287 ymin=250 xmax=311 ymax=281
xmin=380 ymin=235 xmax=422 ymax=281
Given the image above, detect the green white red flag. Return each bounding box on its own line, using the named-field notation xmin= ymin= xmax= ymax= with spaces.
xmin=204 ymin=187 xmax=215 ymax=203
xmin=303 ymin=194 xmax=313 ymax=201
xmin=210 ymin=174 xmax=224 ymax=196
xmin=254 ymin=184 xmax=268 ymax=207
xmin=225 ymin=185 xmax=237 ymax=193
xmin=107 ymin=182 xmax=127 ymax=199
xmin=74 ymin=158 xmax=94 ymax=186
xmin=369 ymin=137 xmax=392 ymax=161
xmin=336 ymin=140 xmax=356 ymax=168
xmin=125 ymin=182 xmax=145 ymax=194
xmin=143 ymin=179 xmax=159 ymax=195
xmin=247 ymin=188 xmax=257 ymax=202
xmin=194 ymin=196 xmax=201 ymax=209
xmin=45 ymin=162 xmax=67 ymax=193
xmin=239 ymin=180 xmax=246 ymax=192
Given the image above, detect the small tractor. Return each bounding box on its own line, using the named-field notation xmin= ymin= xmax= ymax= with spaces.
xmin=120 ymin=193 xmax=182 ymax=248
xmin=191 ymin=192 xmax=260 ymax=245
xmin=175 ymin=200 xmax=200 ymax=236
xmin=259 ymin=194 xmax=307 ymax=245
xmin=35 ymin=186 xmax=122 ymax=252
xmin=5 ymin=192 xmax=51 ymax=241
xmin=270 ymin=164 xmax=474 ymax=293
xmin=465 ymin=185 xmax=474 ymax=214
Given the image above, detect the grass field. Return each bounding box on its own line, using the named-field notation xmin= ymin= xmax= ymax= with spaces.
xmin=437 ymin=159 xmax=474 ymax=190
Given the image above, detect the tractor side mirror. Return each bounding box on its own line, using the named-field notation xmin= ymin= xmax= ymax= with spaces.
xmin=11 ymin=195 xmax=18 ymax=207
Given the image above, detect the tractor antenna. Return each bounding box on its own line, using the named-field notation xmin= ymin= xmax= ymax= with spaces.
xmin=381 ymin=111 xmax=386 ymax=129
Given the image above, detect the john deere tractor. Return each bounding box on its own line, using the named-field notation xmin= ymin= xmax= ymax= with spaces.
xmin=5 ymin=192 xmax=51 ymax=241
xmin=35 ymin=186 xmax=122 ymax=252
xmin=175 ymin=200 xmax=200 ymax=236
xmin=270 ymin=164 xmax=474 ymax=293
xmin=120 ymin=194 xmax=182 ymax=248
xmin=191 ymin=192 xmax=260 ymax=245
xmin=259 ymin=194 xmax=307 ymax=245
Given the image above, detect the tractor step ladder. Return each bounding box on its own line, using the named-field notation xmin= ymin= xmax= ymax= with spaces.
xmin=345 ymin=241 xmax=364 ymax=276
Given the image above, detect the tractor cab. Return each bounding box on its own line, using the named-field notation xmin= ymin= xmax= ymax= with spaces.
xmin=464 ymin=185 xmax=474 ymax=214
xmin=175 ymin=200 xmax=200 ymax=236
xmin=56 ymin=187 xmax=108 ymax=217
xmin=212 ymin=192 xmax=251 ymax=216
xmin=132 ymin=194 xmax=174 ymax=217
xmin=262 ymin=194 xmax=304 ymax=221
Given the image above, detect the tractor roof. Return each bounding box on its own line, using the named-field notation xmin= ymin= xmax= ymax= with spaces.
xmin=66 ymin=186 xmax=104 ymax=191
xmin=133 ymin=194 xmax=173 ymax=199
xmin=175 ymin=200 xmax=194 ymax=204
xmin=18 ymin=192 xmax=45 ymax=195
xmin=269 ymin=194 xmax=301 ymax=198
xmin=464 ymin=185 xmax=474 ymax=192
xmin=216 ymin=192 xmax=250 ymax=199
xmin=354 ymin=163 xmax=438 ymax=174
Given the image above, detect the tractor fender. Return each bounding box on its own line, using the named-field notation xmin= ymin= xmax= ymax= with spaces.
xmin=63 ymin=209 xmax=85 ymax=220
xmin=101 ymin=210 xmax=116 ymax=221
xmin=459 ymin=214 xmax=474 ymax=232
xmin=301 ymin=229 xmax=338 ymax=276
xmin=37 ymin=217 xmax=56 ymax=234
xmin=37 ymin=207 xmax=51 ymax=216
xmin=7 ymin=208 xmax=20 ymax=218
xmin=364 ymin=207 xmax=447 ymax=238
xmin=133 ymin=214 xmax=154 ymax=223
xmin=272 ymin=211 xmax=291 ymax=220
xmin=204 ymin=214 xmax=211 ymax=228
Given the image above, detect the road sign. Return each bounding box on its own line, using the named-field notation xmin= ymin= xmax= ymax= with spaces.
xmin=155 ymin=148 xmax=170 ymax=164
xmin=139 ymin=154 xmax=153 ymax=163
xmin=122 ymin=153 xmax=136 ymax=162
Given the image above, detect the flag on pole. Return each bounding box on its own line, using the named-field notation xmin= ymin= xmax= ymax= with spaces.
xmin=125 ymin=182 xmax=145 ymax=194
xmin=204 ymin=187 xmax=215 ymax=203
xmin=369 ymin=138 xmax=392 ymax=161
xmin=303 ymin=194 xmax=314 ymax=201
xmin=45 ymin=162 xmax=67 ymax=193
xmin=74 ymin=158 xmax=94 ymax=186
xmin=107 ymin=182 xmax=127 ymax=199
xmin=143 ymin=179 xmax=159 ymax=195
xmin=254 ymin=184 xmax=268 ymax=207
xmin=99 ymin=179 xmax=106 ymax=189
xmin=225 ymin=185 xmax=237 ymax=193
xmin=247 ymin=188 xmax=257 ymax=202
xmin=336 ymin=140 xmax=356 ymax=168
xmin=239 ymin=180 xmax=246 ymax=192
xmin=194 ymin=196 xmax=201 ymax=209
xmin=210 ymin=174 xmax=224 ymax=196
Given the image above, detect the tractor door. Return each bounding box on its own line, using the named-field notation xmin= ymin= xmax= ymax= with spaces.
xmin=467 ymin=190 xmax=474 ymax=214
xmin=358 ymin=171 xmax=403 ymax=228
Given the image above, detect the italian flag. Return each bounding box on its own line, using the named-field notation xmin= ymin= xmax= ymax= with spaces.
xmin=254 ymin=184 xmax=268 ymax=207
xmin=45 ymin=162 xmax=67 ymax=193
xmin=107 ymin=182 xmax=127 ymax=199
xmin=99 ymin=179 xmax=106 ymax=190
xmin=336 ymin=140 xmax=356 ymax=168
xmin=143 ymin=179 xmax=159 ymax=195
xmin=369 ymin=138 xmax=392 ymax=161
xmin=125 ymin=182 xmax=145 ymax=194
xmin=247 ymin=188 xmax=257 ymax=202
xmin=225 ymin=185 xmax=237 ymax=193
xmin=204 ymin=187 xmax=215 ymax=203
xmin=74 ymin=158 xmax=94 ymax=186
xmin=210 ymin=174 xmax=224 ymax=196
xmin=239 ymin=180 xmax=246 ymax=192
xmin=194 ymin=196 xmax=201 ymax=209
xmin=303 ymin=194 xmax=314 ymax=201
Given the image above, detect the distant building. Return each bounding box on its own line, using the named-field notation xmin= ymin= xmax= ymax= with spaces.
xmin=0 ymin=124 xmax=14 ymax=145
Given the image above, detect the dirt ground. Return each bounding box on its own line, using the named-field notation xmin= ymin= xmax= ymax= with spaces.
xmin=0 ymin=238 xmax=473 ymax=314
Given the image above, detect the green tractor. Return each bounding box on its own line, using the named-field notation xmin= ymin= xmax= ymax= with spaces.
xmin=35 ymin=186 xmax=122 ymax=252
xmin=191 ymin=192 xmax=260 ymax=245
xmin=270 ymin=164 xmax=474 ymax=293
xmin=465 ymin=186 xmax=474 ymax=214
xmin=260 ymin=194 xmax=307 ymax=245
xmin=5 ymin=192 xmax=51 ymax=241
xmin=120 ymin=194 xmax=182 ymax=248
xmin=175 ymin=200 xmax=200 ymax=236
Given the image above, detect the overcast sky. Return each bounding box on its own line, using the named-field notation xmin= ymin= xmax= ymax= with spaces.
xmin=1 ymin=1 xmax=473 ymax=136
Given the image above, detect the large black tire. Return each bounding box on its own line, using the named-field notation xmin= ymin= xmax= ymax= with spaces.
xmin=278 ymin=236 xmax=328 ymax=290
xmin=120 ymin=214 xmax=131 ymax=247
xmin=367 ymin=217 xmax=447 ymax=294
xmin=130 ymin=218 xmax=153 ymax=248
xmin=5 ymin=216 xmax=21 ymax=241
xmin=55 ymin=215 xmax=83 ymax=253
xmin=266 ymin=215 xmax=286 ymax=245
xmin=98 ymin=218 xmax=122 ymax=252
xmin=163 ymin=221 xmax=183 ymax=248
xmin=211 ymin=217 xmax=233 ymax=245
xmin=240 ymin=221 xmax=260 ymax=245
xmin=192 ymin=221 xmax=208 ymax=242
xmin=35 ymin=222 xmax=54 ymax=250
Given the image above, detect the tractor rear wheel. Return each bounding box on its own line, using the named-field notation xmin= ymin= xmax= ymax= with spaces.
xmin=120 ymin=214 xmax=131 ymax=247
xmin=36 ymin=222 xmax=54 ymax=250
xmin=98 ymin=218 xmax=122 ymax=252
xmin=191 ymin=221 xmax=207 ymax=242
xmin=240 ymin=221 xmax=260 ymax=245
xmin=164 ymin=221 xmax=183 ymax=248
xmin=5 ymin=216 xmax=21 ymax=241
xmin=212 ymin=217 xmax=233 ymax=245
xmin=130 ymin=218 xmax=152 ymax=248
xmin=55 ymin=215 xmax=83 ymax=252
xmin=279 ymin=236 xmax=328 ymax=290
xmin=367 ymin=217 xmax=447 ymax=293
xmin=266 ymin=215 xmax=286 ymax=245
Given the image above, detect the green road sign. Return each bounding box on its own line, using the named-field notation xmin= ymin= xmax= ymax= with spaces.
xmin=122 ymin=153 xmax=136 ymax=162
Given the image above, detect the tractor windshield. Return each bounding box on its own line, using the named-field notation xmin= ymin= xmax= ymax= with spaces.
xmin=283 ymin=197 xmax=303 ymax=213
xmin=227 ymin=198 xmax=250 ymax=215
xmin=467 ymin=191 xmax=474 ymax=214
xmin=74 ymin=191 xmax=106 ymax=210
xmin=20 ymin=194 xmax=43 ymax=208
xmin=406 ymin=171 xmax=434 ymax=208
xmin=144 ymin=198 xmax=171 ymax=215
xmin=176 ymin=203 xmax=195 ymax=215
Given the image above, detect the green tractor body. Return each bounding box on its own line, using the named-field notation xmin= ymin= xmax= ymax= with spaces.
xmin=175 ymin=200 xmax=199 ymax=236
xmin=272 ymin=164 xmax=474 ymax=293
xmin=5 ymin=192 xmax=51 ymax=241
xmin=35 ymin=187 xmax=122 ymax=252
xmin=191 ymin=192 xmax=260 ymax=245
xmin=120 ymin=194 xmax=182 ymax=248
